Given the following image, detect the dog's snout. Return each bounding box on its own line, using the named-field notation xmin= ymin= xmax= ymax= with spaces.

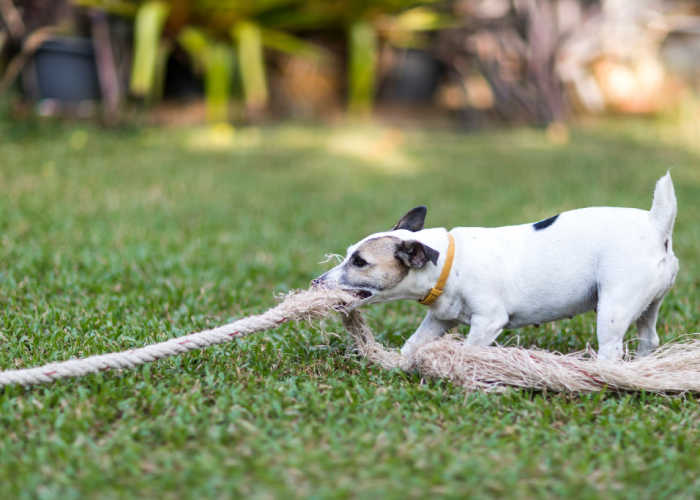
xmin=312 ymin=269 xmax=340 ymax=289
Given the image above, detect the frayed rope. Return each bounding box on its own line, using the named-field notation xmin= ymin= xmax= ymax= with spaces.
xmin=1 ymin=288 xmax=699 ymax=393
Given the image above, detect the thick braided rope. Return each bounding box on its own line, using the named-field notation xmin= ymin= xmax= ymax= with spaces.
xmin=2 ymin=288 xmax=700 ymax=393
xmin=0 ymin=289 xmax=355 ymax=387
xmin=342 ymin=310 xmax=700 ymax=393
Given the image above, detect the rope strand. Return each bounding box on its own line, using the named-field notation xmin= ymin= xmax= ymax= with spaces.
xmin=2 ymin=288 xmax=699 ymax=393
xmin=0 ymin=289 xmax=354 ymax=387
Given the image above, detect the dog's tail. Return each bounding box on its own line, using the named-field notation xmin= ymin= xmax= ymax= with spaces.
xmin=649 ymin=171 xmax=677 ymax=241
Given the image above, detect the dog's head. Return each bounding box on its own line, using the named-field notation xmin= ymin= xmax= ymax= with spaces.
xmin=312 ymin=206 xmax=442 ymax=304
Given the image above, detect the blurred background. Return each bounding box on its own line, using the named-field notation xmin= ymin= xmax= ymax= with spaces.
xmin=2 ymin=0 xmax=700 ymax=130
xmin=2 ymin=6 xmax=700 ymax=495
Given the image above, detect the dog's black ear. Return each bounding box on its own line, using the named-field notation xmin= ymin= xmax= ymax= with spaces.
xmin=392 ymin=206 xmax=427 ymax=232
xmin=395 ymin=240 xmax=439 ymax=269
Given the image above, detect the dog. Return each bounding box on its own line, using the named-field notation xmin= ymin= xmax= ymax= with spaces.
xmin=313 ymin=173 xmax=679 ymax=361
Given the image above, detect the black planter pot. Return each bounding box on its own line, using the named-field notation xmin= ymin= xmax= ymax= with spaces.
xmin=32 ymin=36 xmax=101 ymax=102
xmin=378 ymin=49 xmax=444 ymax=104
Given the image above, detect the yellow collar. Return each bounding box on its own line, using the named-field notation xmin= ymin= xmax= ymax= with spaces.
xmin=419 ymin=233 xmax=455 ymax=306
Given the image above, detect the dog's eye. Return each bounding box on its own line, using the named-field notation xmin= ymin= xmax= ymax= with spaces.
xmin=351 ymin=255 xmax=369 ymax=268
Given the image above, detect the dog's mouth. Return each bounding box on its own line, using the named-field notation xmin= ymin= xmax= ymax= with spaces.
xmin=353 ymin=289 xmax=373 ymax=300
xmin=340 ymin=287 xmax=375 ymax=302
xmin=311 ymin=279 xmax=374 ymax=302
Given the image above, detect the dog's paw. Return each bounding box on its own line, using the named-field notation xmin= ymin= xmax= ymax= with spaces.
xmin=400 ymin=342 xmax=417 ymax=357
xmin=398 ymin=355 xmax=416 ymax=372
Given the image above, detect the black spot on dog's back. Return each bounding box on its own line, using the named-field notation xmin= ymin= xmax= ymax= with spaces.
xmin=533 ymin=214 xmax=559 ymax=231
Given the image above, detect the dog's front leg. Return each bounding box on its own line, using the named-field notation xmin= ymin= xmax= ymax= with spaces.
xmin=464 ymin=311 xmax=509 ymax=347
xmin=400 ymin=312 xmax=457 ymax=359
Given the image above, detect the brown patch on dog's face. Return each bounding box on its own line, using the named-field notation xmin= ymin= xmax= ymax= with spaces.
xmin=312 ymin=233 xmax=440 ymax=302
xmin=341 ymin=236 xmax=409 ymax=296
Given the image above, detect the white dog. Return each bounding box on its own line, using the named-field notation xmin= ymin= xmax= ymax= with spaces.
xmin=313 ymin=173 xmax=679 ymax=361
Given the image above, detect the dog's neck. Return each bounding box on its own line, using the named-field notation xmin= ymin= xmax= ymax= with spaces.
xmin=413 ymin=228 xmax=452 ymax=300
xmin=419 ymin=232 xmax=455 ymax=305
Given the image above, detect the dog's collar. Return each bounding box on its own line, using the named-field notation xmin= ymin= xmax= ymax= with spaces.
xmin=419 ymin=233 xmax=455 ymax=306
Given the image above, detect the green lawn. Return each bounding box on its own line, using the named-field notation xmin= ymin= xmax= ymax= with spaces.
xmin=1 ymin=117 xmax=698 ymax=499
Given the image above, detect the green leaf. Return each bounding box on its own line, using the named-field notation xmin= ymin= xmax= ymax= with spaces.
xmin=381 ymin=7 xmax=455 ymax=48
xmin=348 ymin=20 xmax=377 ymax=115
xmin=151 ymin=41 xmax=171 ymax=102
xmin=260 ymin=27 xmax=329 ymax=63
xmin=204 ymin=43 xmax=234 ymax=123
xmin=129 ymin=1 xmax=170 ymax=97
xmin=178 ymin=26 xmax=210 ymax=73
xmin=392 ymin=7 xmax=450 ymax=32
xmin=232 ymin=21 xmax=268 ymax=112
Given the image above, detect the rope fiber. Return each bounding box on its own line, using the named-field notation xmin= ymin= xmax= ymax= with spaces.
xmin=2 ymin=288 xmax=699 ymax=392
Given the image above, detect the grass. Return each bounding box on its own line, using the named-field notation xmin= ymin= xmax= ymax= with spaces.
xmin=0 ymin=117 xmax=698 ymax=499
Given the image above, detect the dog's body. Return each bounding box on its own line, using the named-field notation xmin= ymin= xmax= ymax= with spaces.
xmin=314 ymin=173 xmax=679 ymax=361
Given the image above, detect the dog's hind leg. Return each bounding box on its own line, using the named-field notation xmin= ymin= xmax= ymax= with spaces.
xmin=595 ymin=305 xmax=631 ymax=361
xmin=636 ymin=297 xmax=663 ymax=357
xmin=596 ymin=286 xmax=656 ymax=361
